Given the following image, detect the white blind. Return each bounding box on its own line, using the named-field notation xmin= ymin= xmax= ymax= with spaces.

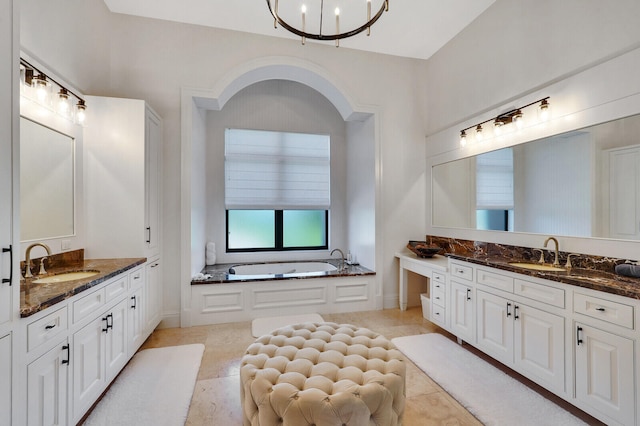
xmin=476 ymin=148 xmax=514 ymax=210
xmin=225 ymin=129 xmax=330 ymax=210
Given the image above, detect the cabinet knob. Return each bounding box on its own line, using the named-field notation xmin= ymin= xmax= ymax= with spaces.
xmin=596 ymin=307 xmax=606 ymax=312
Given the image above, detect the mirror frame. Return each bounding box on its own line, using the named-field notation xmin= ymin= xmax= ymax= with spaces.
xmin=19 ymin=98 xmax=84 ymax=259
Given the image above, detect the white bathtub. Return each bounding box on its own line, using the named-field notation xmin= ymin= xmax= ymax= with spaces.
xmin=191 ymin=261 xmax=377 ymax=326
xmin=229 ymin=262 xmax=337 ymax=277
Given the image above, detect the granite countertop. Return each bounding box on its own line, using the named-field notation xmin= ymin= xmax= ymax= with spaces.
xmin=192 ymin=258 xmax=375 ymax=284
xmin=20 ymin=258 xmax=146 ymax=318
xmin=448 ymin=253 xmax=640 ymax=301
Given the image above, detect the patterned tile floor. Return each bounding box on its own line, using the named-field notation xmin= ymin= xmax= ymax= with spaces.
xmin=136 ymin=308 xmax=603 ymax=425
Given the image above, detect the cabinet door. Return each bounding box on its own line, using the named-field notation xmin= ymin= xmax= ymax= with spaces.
xmin=145 ymin=259 xmax=162 ymax=332
xmin=450 ymin=281 xmax=474 ymax=343
xmin=0 ymin=0 xmax=15 ymax=329
xmin=27 ymin=341 xmax=69 ymax=426
xmin=72 ymin=315 xmax=107 ymax=421
xmin=514 ymin=304 xmax=564 ymax=393
xmin=128 ymin=287 xmax=145 ymax=357
xmin=476 ymin=290 xmax=513 ymax=365
xmin=145 ymin=108 xmax=161 ymax=255
xmin=105 ymin=299 xmax=128 ymax=381
xmin=575 ymin=324 xmax=635 ymax=426
xmin=0 ymin=333 xmax=11 ymax=424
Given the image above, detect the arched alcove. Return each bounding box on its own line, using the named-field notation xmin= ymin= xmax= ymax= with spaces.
xmin=180 ymin=57 xmax=381 ymax=327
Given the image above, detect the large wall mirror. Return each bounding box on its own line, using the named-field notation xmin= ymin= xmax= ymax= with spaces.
xmin=432 ymin=113 xmax=640 ymax=241
xmin=20 ymin=116 xmax=75 ymax=241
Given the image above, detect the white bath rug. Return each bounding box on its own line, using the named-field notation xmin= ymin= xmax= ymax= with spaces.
xmin=392 ymin=333 xmax=587 ymax=426
xmin=83 ymin=344 xmax=204 ymax=426
xmin=251 ymin=313 xmax=324 ymax=337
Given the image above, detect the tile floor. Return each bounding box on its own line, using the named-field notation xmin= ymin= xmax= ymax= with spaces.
xmin=138 ymin=308 xmax=603 ymax=425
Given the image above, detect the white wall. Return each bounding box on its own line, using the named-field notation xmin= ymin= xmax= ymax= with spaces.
xmin=20 ymin=1 xmax=425 ymax=316
xmin=190 ymin=104 xmax=207 ymax=276
xmin=204 ymin=79 xmax=349 ymax=265
xmin=424 ymin=0 xmax=640 ymax=260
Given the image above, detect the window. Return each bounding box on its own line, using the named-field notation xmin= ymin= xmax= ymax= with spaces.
xmin=225 ymin=129 xmax=330 ymax=252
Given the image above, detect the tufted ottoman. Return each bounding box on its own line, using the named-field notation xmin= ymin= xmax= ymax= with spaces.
xmin=240 ymin=322 xmax=405 ymax=426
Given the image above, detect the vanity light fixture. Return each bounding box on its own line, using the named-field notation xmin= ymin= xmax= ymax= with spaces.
xmin=459 ymin=97 xmax=550 ymax=147
xmin=266 ymin=0 xmax=389 ymax=46
xmin=20 ymin=58 xmax=88 ymax=125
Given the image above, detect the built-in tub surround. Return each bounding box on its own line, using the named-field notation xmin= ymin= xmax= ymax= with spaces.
xmin=192 ymin=259 xmax=374 ymax=285
xmin=20 ymin=249 xmax=146 ymax=317
xmin=426 ymin=236 xmax=640 ymax=300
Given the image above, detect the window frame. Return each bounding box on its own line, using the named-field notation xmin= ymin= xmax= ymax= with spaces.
xmin=226 ymin=209 xmax=329 ymax=253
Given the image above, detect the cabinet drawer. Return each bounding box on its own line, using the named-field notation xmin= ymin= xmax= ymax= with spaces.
xmin=27 ymin=307 xmax=68 ymax=352
xmin=432 ymin=272 xmax=446 ymax=283
xmin=73 ymin=289 xmax=106 ymax=324
xmin=477 ymin=268 xmax=514 ymax=293
xmin=450 ymin=263 xmax=473 ymax=282
xmin=515 ymin=279 xmax=565 ymax=308
xmin=105 ymin=276 xmax=127 ymax=303
xmin=432 ymin=286 xmax=446 ymax=307
xmin=431 ymin=305 xmax=446 ymax=325
xmin=129 ymin=267 xmax=145 ymax=290
xmin=574 ymin=293 xmax=634 ymax=329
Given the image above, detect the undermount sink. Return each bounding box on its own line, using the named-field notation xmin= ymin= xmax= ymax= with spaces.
xmin=32 ymin=270 xmax=100 ymax=284
xmin=508 ymin=262 xmax=566 ymax=272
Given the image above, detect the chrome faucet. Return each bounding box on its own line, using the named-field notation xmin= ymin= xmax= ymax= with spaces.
xmin=24 ymin=243 xmax=52 ymax=278
xmin=330 ymin=248 xmax=345 ymax=271
xmin=543 ymin=237 xmax=560 ymax=266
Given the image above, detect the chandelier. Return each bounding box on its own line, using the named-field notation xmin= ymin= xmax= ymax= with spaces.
xmin=266 ymin=0 xmax=389 ymax=47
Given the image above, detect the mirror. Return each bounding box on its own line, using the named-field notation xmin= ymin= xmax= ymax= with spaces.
xmin=432 ymin=113 xmax=640 ymax=241
xmin=20 ymin=117 xmax=75 ymax=241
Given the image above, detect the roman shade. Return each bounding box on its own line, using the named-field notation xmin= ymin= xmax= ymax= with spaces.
xmin=225 ymin=128 xmax=330 ymax=210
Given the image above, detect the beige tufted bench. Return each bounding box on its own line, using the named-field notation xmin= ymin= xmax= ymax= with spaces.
xmin=240 ymin=322 xmax=405 ymax=426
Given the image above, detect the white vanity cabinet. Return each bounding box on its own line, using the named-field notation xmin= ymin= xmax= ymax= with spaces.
xmin=16 ymin=264 xmax=149 ymax=426
xmin=449 ymin=261 xmax=475 ymax=343
xmin=145 ymin=257 xmax=162 ymax=333
xmin=430 ymin=271 xmax=447 ymax=326
xmin=26 ymin=340 xmax=69 ymax=426
xmin=573 ymin=290 xmax=636 ymax=426
xmin=439 ymin=258 xmax=640 ymax=426
xmin=84 ymin=96 xmax=163 ymax=260
xmin=0 ymin=333 xmax=11 ymax=424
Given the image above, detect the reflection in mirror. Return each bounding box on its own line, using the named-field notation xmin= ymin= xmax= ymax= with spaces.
xmin=20 ymin=117 xmax=75 ymax=241
xmin=432 ymin=114 xmax=640 ymax=241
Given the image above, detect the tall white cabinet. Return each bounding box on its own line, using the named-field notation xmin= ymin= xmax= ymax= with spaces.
xmin=1 ymin=0 xmax=17 ymax=424
xmin=84 ymin=96 xmax=163 ymax=331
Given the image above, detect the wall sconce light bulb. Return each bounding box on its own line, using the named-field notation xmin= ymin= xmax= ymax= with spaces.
xmin=475 ymin=124 xmax=484 ymax=141
xmin=460 ymin=130 xmax=467 ymax=147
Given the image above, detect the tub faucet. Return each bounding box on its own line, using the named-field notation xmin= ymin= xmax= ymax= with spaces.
xmin=24 ymin=243 xmax=52 ymax=278
xmin=543 ymin=237 xmax=560 ymax=266
xmin=330 ymin=248 xmax=345 ymax=271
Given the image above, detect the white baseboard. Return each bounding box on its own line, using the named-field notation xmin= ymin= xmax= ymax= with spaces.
xmin=383 ymin=295 xmax=399 ymax=310
xmin=159 ymin=311 xmax=180 ymax=329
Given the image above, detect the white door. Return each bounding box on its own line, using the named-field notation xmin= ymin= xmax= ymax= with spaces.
xmin=476 ymin=290 xmax=513 ymax=365
xmin=575 ymin=323 xmax=635 ymax=426
xmin=145 ymin=258 xmax=162 ymax=332
xmin=128 ymin=287 xmax=145 ymax=357
xmin=105 ymin=299 xmax=128 ymax=381
xmin=145 ymin=108 xmax=161 ymax=255
xmin=514 ymin=304 xmax=564 ymax=393
xmin=27 ymin=341 xmax=68 ymax=426
xmin=0 ymin=0 xmax=14 ymax=329
xmin=0 ymin=333 xmax=11 ymax=424
xmin=72 ymin=315 xmax=106 ymax=421
xmin=450 ymin=281 xmax=474 ymax=343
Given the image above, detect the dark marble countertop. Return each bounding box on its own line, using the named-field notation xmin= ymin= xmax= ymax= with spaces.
xmin=447 ymin=254 xmax=640 ymax=301
xmin=192 ymin=258 xmax=375 ymax=285
xmin=20 ymin=258 xmax=147 ymax=318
